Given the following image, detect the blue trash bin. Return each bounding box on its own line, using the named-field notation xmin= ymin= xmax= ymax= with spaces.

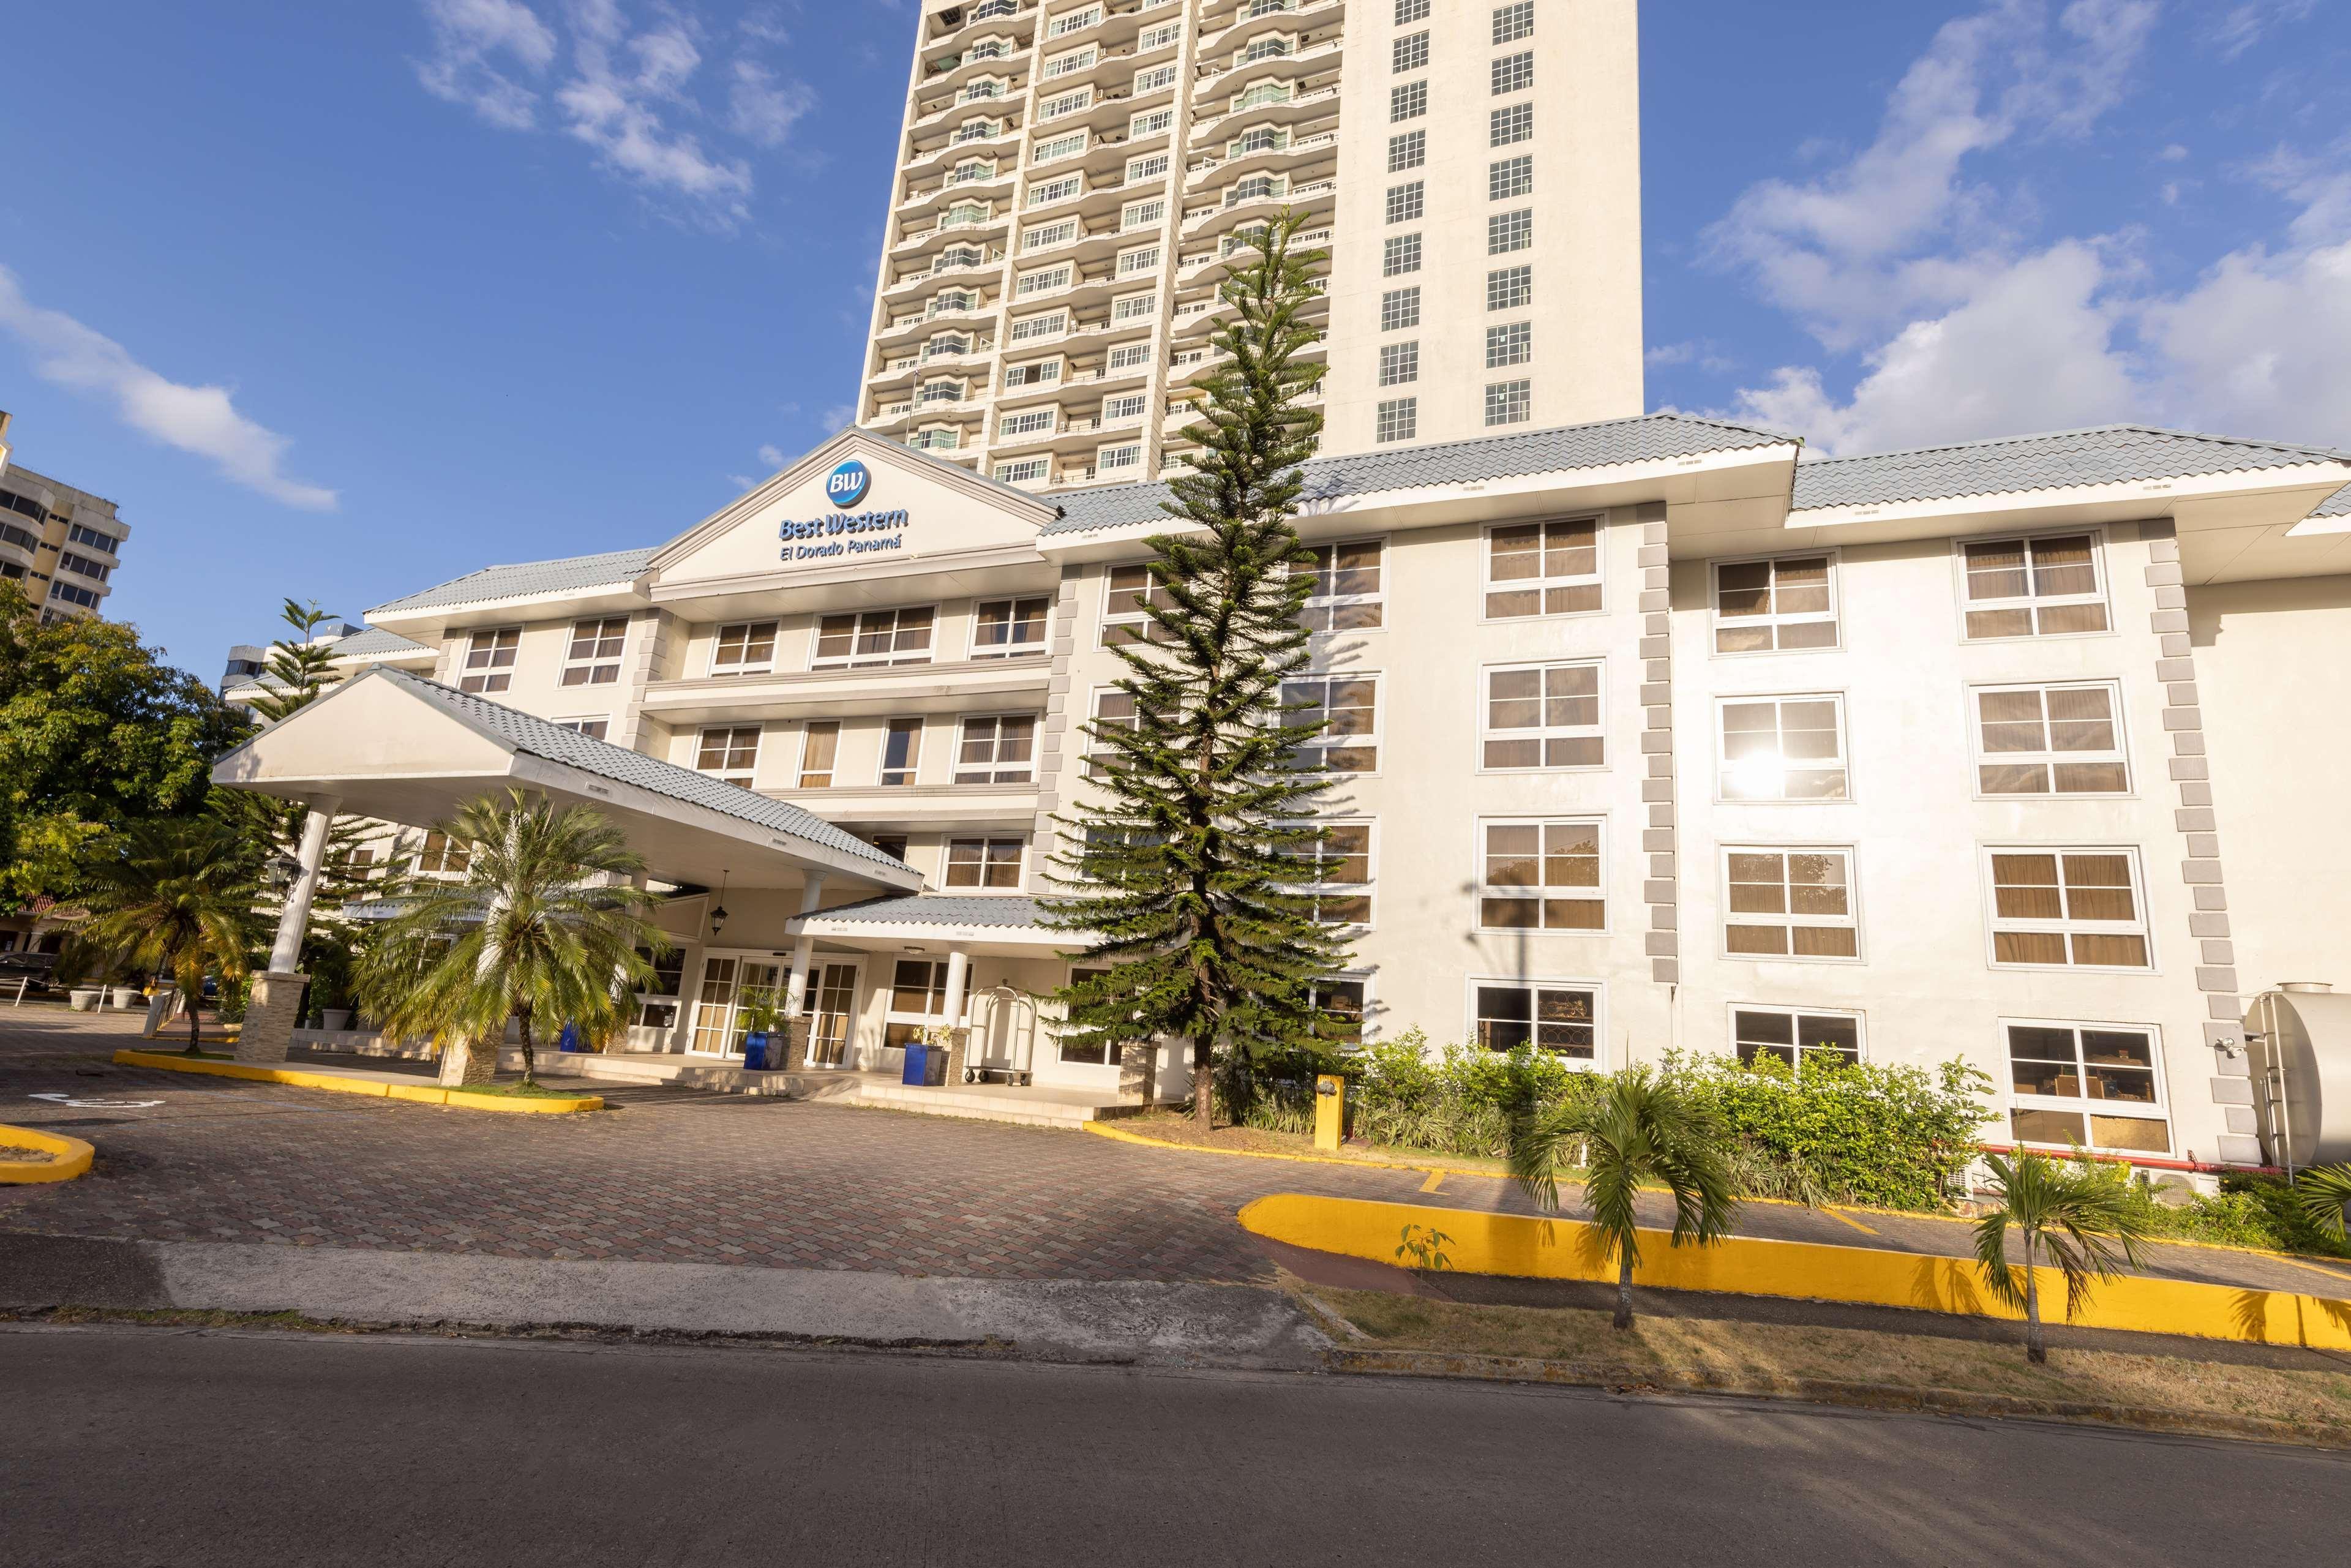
xmin=557 ymin=1021 xmax=583 ymax=1054
xmin=901 ymin=1042 xmax=928 ymax=1085
xmin=743 ymin=1031 xmax=770 ymax=1072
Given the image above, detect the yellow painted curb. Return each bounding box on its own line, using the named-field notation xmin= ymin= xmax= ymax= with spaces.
xmin=1241 ymin=1193 xmax=2351 ymax=1351
xmin=0 ymin=1123 xmax=95 ymax=1184
xmin=111 ymin=1051 xmax=603 ymax=1114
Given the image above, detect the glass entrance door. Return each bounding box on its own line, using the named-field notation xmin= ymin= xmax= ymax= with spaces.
xmin=802 ymin=961 xmax=861 ymax=1068
xmin=688 ymin=957 xmax=739 ymax=1054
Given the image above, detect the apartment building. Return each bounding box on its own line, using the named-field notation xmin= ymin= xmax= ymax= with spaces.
xmin=0 ymin=413 xmax=133 ymax=620
xmin=220 ymin=421 xmax=2351 ymax=1168
xmin=857 ymin=0 xmax=1642 ymax=489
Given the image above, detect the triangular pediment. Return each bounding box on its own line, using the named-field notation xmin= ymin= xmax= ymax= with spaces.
xmin=650 ymin=429 xmax=1061 ymax=588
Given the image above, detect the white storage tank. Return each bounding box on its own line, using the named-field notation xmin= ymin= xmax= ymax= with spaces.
xmin=2245 ymin=983 xmax=2351 ymax=1169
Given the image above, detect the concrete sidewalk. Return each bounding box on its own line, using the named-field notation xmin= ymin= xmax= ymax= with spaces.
xmin=0 ymin=1231 xmax=1330 ymax=1369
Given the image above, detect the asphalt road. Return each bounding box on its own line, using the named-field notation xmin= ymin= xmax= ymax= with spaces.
xmin=7 ymin=1326 xmax=2345 ymax=1566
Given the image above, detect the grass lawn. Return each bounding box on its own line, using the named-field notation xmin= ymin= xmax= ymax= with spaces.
xmin=1121 ymin=1111 xmax=1516 ymax=1179
xmin=1305 ymin=1284 xmax=2351 ymax=1446
xmin=456 ymin=1080 xmax=598 ymax=1100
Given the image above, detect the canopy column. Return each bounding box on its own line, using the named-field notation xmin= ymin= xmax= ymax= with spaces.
xmin=238 ymin=794 xmax=341 ymax=1066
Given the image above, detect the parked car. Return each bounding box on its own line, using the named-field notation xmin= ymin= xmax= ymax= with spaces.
xmin=0 ymin=950 xmax=61 ymax=991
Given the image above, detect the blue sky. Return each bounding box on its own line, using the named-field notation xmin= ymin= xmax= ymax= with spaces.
xmin=2 ymin=1 xmax=2344 ymax=677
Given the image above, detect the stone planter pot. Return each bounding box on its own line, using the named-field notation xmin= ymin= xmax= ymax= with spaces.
xmin=111 ymin=987 xmax=144 ymax=1008
xmin=321 ymin=1008 xmax=353 ymax=1032
xmin=69 ymin=989 xmax=102 ymax=1012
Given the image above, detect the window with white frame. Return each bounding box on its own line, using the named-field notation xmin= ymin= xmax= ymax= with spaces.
xmin=1382 ymin=233 xmax=1422 ymax=275
xmin=918 ymin=377 xmax=966 ymax=405
xmin=1474 ymin=979 xmax=1597 ymax=1060
xmin=554 ymin=716 xmax=609 ymax=741
xmin=1004 ymin=359 xmax=1059 ymax=389
xmin=973 ymin=596 xmax=1048 ymax=659
xmin=1120 ymin=197 xmax=1165 ymax=230
xmin=1033 ymin=130 xmax=1087 ymax=163
xmin=1281 ymin=674 xmax=1379 ymax=772
xmin=884 ymin=958 xmax=959 ymax=1052
xmin=910 ymin=427 xmax=962 ymax=452
xmin=2006 ymin=1021 xmax=2170 ymax=1153
xmin=1393 ymin=30 xmax=1429 ymax=72
xmin=1387 ymin=130 xmax=1425 ymax=171
xmin=1125 ymin=152 xmax=1169 ymax=184
xmin=1385 ymin=181 xmax=1425 ymax=224
xmin=1395 ymin=0 xmax=1430 ymax=21
xmin=1043 ymin=45 xmax=1097 ymax=79
xmin=1986 ymin=849 xmax=2151 ymax=969
xmin=1099 ymin=442 xmax=1143 ymax=472
xmin=710 ymin=620 xmax=778 ymax=676
xmin=1235 ymin=81 xmax=1291 ymax=112
xmin=1478 ymin=820 xmax=1603 ymax=931
xmin=1112 ymin=292 xmax=1157 ymax=320
xmin=945 ymin=198 xmax=991 ymax=224
xmin=1000 ymin=407 xmax=1057 ymax=439
xmin=1010 ymin=310 xmax=1068 ymax=342
xmin=1390 ymin=80 xmax=1427 ymax=121
xmin=1139 ymin=20 xmax=1182 ymax=50
xmin=1723 ymin=847 xmax=1859 ymax=959
xmin=1041 ymin=88 xmax=1093 ymax=119
xmin=1376 ymin=398 xmax=1417 ymax=443
xmin=879 ymin=718 xmax=924 ymax=786
xmin=1733 ymin=1005 xmax=1861 ymax=1068
xmin=954 ymin=117 xmax=1003 ymax=143
xmin=1717 ymin=695 xmax=1848 ymax=801
xmin=1108 ymin=341 xmax=1153 ymax=370
xmin=1102 ymin=563 xmax=1177 ymax=645
xmin=1484 ymin=518 xmax=1599 ymax=618
xmin=1487 ymin=320 xmax=1531 ymax=368
xmin=1023 ymin=223 xmax=1077 ymax=255
xmin=1300 ymin=540 xmax=1384 ymax=631
xmin=1133 ymin=62 xmax=1177 ymax=93
xmin=1131 ymin=107 xmax=1175 ymax=138
xmin=1491 ymin=102 xmax=1532 ymax=146
xmin=1381 ymin=287 xmax=1420 ymax=331
xmin=1285 ymin=820 xmax=1374 ymax=926
xmin=955 ymin=714 xmax=1038 ymax=784
xmin=996 ymin=456 xmax=1051 ymax=484
xmin=1086 ymin=687 xmax=1139 ymax=775
xmin=1713 ymin=554 xmax=1837 ymax=654
xmin=1973 ymin=682 xmax=2130 ymax=795
xmin=1482 ymin=662 xmax=1603 ymax=770
xmin=1103 ymin=392 xmax=1149 ymax=421
xmin=458 ymin=627 xmax=519 ymax=693
xmin=1493 ymin=1 xmax=1534 ymax=44
xmin=812 ymin=606 xmax=935 ymax=668
xmin=1488 ymin=208 xmax=1532 ymax=254
xmin=1490 ymin=154 xmax=1534 ymax=200
xmin=1485 ymin=379 xmax=1531 ymax=426
xmin=945 ymin=837 xmax=1026 ymax=888
xmin=798 ymin=721 xmax=839 ymax=787
xmin=695 ymin=726 xmax=760 ymax=785
xmin=1492 ymin=50 xmax=1533 ymax=94
xmin=1961 ymin=532 xmax=2110 ymax=639
xmin=417 ymin=829 xmax=473 ymax=876
xmin=1308 ymin=973 xmax=1370 ymax=1043
xmin=1378 ymin=341 xmax=1418 ymax=386
xmin=1048 ymin=5 xmax=1101 ymax=37
xmin=1116 ymin=245 xmax=1160 ymax=276
xmin=1487 ymin=264 xmax=1532 ymax=310
xmin=1017 ymin=263 xmax=1073 ymax=297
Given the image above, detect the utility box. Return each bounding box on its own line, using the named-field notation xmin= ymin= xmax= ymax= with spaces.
xmin=1314 ymin=1074 xmax=1344 ymax=1152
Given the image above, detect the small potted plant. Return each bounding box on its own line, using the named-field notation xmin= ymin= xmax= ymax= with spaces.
xmin=737 ymin=988 xmax=787 ymax=1072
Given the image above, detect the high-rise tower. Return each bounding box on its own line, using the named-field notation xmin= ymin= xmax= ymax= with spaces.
xmin=857 ymin=0 xmax=1643 ymax=490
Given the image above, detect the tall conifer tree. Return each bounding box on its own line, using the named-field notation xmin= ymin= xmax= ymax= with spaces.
xmin=1044 ymin=212 xmax=1355 ymax=1128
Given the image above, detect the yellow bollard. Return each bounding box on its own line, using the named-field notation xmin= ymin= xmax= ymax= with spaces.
xmin=1314 ymin=1073 xmax=1344 ymax=1152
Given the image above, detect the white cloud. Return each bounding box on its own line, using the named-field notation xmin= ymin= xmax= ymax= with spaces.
xmin=756 ymin=443 xmax=787 ymax=467
xmin=411 ymin=1 xmax=812 ymax=219
xmin=414 ymin=0 xmax=558 ymax=130
xmin=820 ymin=404 xmax=855 ymax=435
xmin=2207 ymin=1 xmax=2317 ymax=62
xmin=1698 ymin=1 xmax=2351 ymax=457
xmin=0 ymin=267 xmax=337 ymax=511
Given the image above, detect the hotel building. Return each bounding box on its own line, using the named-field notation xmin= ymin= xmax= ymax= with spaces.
xmin=221 ymin=421 xmax=2351 ymax=1163
xmin=208 ymin=0 xmax=2351 ymax=1165
xmin=857 ymin=0 xmax=1641 ymax=485
xmin=0 ymin=412 xmax=133 ymax=621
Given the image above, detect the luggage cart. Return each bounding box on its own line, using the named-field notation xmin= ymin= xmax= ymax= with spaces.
xmin=962 ymin=984 xmax=1041 ymax=1086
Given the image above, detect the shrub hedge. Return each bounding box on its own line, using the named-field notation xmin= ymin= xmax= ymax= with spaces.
xmin=1219 ymin=1030 xmax=1993 ymax=1212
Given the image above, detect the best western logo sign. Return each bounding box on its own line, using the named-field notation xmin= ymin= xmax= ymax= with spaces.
xmin=779 ymin=460 xmax=912 ymax=562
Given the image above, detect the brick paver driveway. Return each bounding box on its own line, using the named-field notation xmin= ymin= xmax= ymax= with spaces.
xmin=7 ymin=1008 xmax=2346 ymax=1297
xmin=0 ymin=1010 xmax=1435 ymax=1282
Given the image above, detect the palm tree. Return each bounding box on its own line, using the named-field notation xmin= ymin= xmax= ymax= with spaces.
xmin=1508 ymin=1065 xmax=1741 ymax=1330
xmin=1971 ymin=1151 xmax=2149 ymax=1365
xmin=2295 ymin=1164 xmax=2351 ymax=1241
xmin=71 ymin=819 xmax=263 ymax=1054
xmin=358 ymin=790 xmax=669 ymax=1088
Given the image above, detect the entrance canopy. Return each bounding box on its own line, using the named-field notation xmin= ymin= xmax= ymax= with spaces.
xmin=795 ymin=893 xmax=1079 ymax=959
xmin=212 ymin=667 xmax=921 ymax=896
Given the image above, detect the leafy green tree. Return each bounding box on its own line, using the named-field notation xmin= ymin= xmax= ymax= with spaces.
xmin=1509 ymin=1064 xmax=1742 ymax=1330
xmin=1043 ymin=211 xmax=1353 ymax=1130
xmin=1970 ymin=1151 xmax=2150 ymax=1364
xmin=0 ymin=582 xmax=248 ymax=909
xmin=357 ymin=789 xmax=668 ymax=1087
xmin=69 ymin=818 xmax=264 ymax=1053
